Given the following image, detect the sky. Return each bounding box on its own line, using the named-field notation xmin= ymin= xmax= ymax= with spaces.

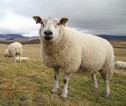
xmin=0 ymin=0 xmax=126 ymax=37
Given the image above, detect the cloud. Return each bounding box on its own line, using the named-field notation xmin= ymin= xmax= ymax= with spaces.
xmin=0 ymin=10 xmax=40 ymax=35
xmin=0 ymin=0 xmax=126 ymax=36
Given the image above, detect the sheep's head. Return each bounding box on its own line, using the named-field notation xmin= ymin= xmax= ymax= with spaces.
xmin=33 ymin=16 xmax=68 ymax=42
xmin=4 ymin=49 xmax=10 ymax=58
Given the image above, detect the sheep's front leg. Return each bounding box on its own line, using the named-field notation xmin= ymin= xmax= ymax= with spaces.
xmin=19 ymin=56 xmax=21 ymax=63
xmin=91 ymin=73 xmax=98 ymax=92
xmin=105 ymin=80 xmax=110 ymax=97
xmin=51 ymin=68 xmax=59 ymax=94
xmin=61 ymin=73 xmax=71 ymax=98
xmin=14 ymin=56 xmax=16 ymax=62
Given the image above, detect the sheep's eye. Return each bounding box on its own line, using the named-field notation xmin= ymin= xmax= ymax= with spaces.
xmin=42 ymin=24 xmax=45 ymax=27
xmin=55 ymin=23 xmax=60 ymax=28
xmin=41 ymin=22 xmax=45 ymax=27
xmin=55 ymin=24 xmax=58 ymax=28
xmin=57 ymin=23 xmax=61 ymax=25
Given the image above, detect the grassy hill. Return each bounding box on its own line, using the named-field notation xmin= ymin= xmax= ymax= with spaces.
xmin=97 ymin=35 xmax=126 ymax=41
xmin=0 ymin=42 xmax=126 ymax=106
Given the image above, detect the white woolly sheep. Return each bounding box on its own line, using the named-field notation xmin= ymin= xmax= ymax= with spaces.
xmin=33 ymin=16 xmax=114 ymax=98
xmin=115 ymin=61 xmax=126 ymax=69
xmin=6 ymin=42 xmax=23 ymax=62
xmin=15 ymin=56 xmax=30 ymax=61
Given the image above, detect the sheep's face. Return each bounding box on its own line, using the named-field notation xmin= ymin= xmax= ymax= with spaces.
xmin=40 ymin=17 xmax=60 ymax=42
xmin=33 ymin=16 xmax=68 ymax=42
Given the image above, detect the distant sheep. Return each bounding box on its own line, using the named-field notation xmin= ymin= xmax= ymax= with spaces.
xmin=15 ymin=56 xmax=30 ymax=61
xmin=115 ymin=61 xmax=126 ymax=69
xmin=33 ymin=16 xmax=114 ymax=98
xmin=4 ymin=42 xmax=23 ymax=62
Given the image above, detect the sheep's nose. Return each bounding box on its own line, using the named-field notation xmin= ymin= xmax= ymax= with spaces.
xmin=44 ymin=31 xmax=52 ymax=36
xmin=44 ymin=31 xmax=53 ymax=40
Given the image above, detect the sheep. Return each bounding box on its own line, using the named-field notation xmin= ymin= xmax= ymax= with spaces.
xmin=115 ymin=61 xmax=126 ymax=69
xmin=14 ymin=56 xmax=30 ymax=61
xmin=5 ymin=42 xmax=23 ymax=62
xmin=33 ymin=16 xmax=114 ymax=98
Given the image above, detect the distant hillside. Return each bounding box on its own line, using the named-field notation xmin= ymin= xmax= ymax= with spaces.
xmin=0 ymin=34 xmax=39 ymax=44
xmin=1 ymin=34 xmax=126 ymax=45
xmin=97 ymin=35 xmax=126 ymax=40
xmin=22 ymin=38 xmax=40 ymax=44
xmin=0 ymin=34 xmax=25 ymax=38
xmin=1 ymin=34 xmax=126 ymax=41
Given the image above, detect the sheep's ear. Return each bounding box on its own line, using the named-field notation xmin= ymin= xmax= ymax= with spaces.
xmin=33 ymin=16 xmax=42 ymax=24
xmin=59 ymin=18 xmax=68 ymax=26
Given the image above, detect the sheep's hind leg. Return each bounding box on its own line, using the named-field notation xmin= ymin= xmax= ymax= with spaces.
xmin=91 ymin=73 xmax=99 ymax=92
xmin=51 ymin=68 xmax=59 ymax=94
xmin=61 ymin=73 xmax=71 ymax=98
xmin=99 ymin=69 xmax=111 ymax=97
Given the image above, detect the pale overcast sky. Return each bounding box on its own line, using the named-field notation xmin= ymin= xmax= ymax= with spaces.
xmin=0 ymin=0 xmax=126 ymax=36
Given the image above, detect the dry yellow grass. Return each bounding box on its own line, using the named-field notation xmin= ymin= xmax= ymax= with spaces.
xmin=22 ymin=44 xmax=41 ymax=61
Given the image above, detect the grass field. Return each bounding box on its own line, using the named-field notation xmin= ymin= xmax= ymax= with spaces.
xmin=0 ymin=42 xmax=126 ymax=106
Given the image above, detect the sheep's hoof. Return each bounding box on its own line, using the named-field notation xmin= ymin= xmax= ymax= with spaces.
xmin=50 ymin=88 xmax=58 ymax=94
xmin=61 ymin=93 xmax=67 ymax=98
xmin=106 ymin=93 xmax=110 ymax=98
xmin=92 ymin=87 xmax=99 ymax=92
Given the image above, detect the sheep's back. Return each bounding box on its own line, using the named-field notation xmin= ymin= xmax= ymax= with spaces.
xmin=65 ymin=27 xmax=114 ymax=72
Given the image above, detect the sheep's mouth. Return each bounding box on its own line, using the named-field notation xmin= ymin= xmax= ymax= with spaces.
xmin=44 ymin=36 xmax=53 ymax=41
xmin=16 ymin=53 xmax=20 ymax=56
